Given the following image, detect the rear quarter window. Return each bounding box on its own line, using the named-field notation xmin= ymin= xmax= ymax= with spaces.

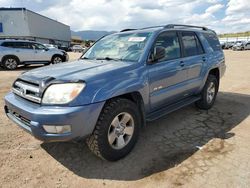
xmin=203 ymin=32 xmax=221 ymax=51
xmin=1 ymin=42 xmax=15 ymax=48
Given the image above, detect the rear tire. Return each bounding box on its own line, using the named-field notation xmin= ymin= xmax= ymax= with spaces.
xmin=3 ymin=56 xmax=19 ymax=70
xmin=195 ymin=75 xmax=219 ymax=110
xmin=86 ymin=98 xmax=140 ymax=161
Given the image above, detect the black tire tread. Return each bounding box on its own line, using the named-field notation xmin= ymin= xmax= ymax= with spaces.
xmin=196 ymin=74 xmax=218 ymax=110
xmin=86 ymin=98 xmax=139 ymax=161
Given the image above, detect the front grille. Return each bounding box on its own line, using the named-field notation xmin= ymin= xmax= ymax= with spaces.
xmin=8 ymin=108 xmax=31 ymax=127
xmin=12 ymin=80 xmax=41 ymax=103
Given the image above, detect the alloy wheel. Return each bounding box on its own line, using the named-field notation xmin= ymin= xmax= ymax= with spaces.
xmin=5 ymin=58 xmax=17 ymax=69
xmin=53 ymin=57 xmax=62 ymax=64
xmin=207 ymin=82 xmax=215 ymax=104
xmin=108 ymin=112 xmax=134 ymax=150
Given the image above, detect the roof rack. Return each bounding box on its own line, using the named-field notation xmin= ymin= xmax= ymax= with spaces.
xmin=164 ymin=24 xmax=208 ymax=31
xmin=120 ymin=24 xmax=212 ymax=33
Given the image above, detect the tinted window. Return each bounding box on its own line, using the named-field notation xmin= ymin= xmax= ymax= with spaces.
xmin=153 ymin=32 xmax=181 ymax=61
xmin=32 ymin=43 xmax=46 ymax=50
xmin=181 ymin=32 xmax=204 ymax=57
xmin=15 ymin=42 xmax=33 ymax=49
xmin=203 ymin=32 xmax=221 ymax=51
xmin=1 ymin=42 xmax=15 ymax=48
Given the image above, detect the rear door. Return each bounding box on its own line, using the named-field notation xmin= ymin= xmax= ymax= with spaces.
xmin=12 ymin=42 xmax=36 ymax=62
xmin=179 ymin=31 xmax=205 ymax=94
xmin=148 ymin=31 xmax=189 ymax=110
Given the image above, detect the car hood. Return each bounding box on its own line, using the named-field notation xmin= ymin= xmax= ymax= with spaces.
xmin=20 ymin=59 xmax=135 ymax=83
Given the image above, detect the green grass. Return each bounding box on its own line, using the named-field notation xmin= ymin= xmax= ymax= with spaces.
xmin=219 ymin=31 xmax=250 ymax=38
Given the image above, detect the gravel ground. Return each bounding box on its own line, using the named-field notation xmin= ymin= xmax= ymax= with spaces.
xmin=0 ymin=51 xmax=249 ymax=188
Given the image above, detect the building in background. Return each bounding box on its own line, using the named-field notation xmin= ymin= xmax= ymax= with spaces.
xmin=71 ymin=36 xmax=83 ymax=45
xmin=0 ymin=8 xmax=71 ymax=47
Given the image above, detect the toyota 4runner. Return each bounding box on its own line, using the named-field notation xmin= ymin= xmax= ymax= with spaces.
xmin=4 ymin=24 xmax=226 ymax=161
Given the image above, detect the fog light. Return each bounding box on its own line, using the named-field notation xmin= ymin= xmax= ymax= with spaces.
xmin=43 ymin=125 xmax=71 ymax=134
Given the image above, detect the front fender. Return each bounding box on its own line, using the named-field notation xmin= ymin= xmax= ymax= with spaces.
xmin=91 ymin=76 xmax=149 ymax=109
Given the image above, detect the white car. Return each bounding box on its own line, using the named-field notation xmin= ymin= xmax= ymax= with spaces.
xmin=232 ymin=41 xmax=245 ymax=51
xmin=72 ymin=45 xmax=85 ymax=52
xmin=244 ymin=42 xmax=250 ymax=50
xmin=0 ymin=40 xmax=68 ymax=70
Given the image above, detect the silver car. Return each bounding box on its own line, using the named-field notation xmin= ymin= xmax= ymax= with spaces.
xmin=244 ymin=41 xmax=250 ymax=50
xmin=0 ymin=40 xmax=68 ymax=70
xmin=232 ymin=41 xmax=244 ymax=51
xmin=72 ymin=45 xmax=85 ymax=52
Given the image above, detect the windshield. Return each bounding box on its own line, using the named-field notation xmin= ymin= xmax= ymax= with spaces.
xmin=82 ymin=32 xmax=152 ymax=62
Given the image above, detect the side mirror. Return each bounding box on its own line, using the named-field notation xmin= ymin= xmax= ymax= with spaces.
xmin=45 ymin=48 xmax=49 ymax=51
xmin=149 ymin=46 xmax=165 ymax=63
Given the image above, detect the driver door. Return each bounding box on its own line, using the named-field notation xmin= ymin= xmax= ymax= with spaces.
xmin=148 ymin=31 xmax=189 ymax=110
xmin=31 ymin=43 xmax=51 ymax=61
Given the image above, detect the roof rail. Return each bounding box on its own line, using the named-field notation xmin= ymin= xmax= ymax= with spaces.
xmin=120 ymin=24 xmax=214 ymax=33
xmin=140 ymin=25 xmax=165 ymax=30
xmin=164 ymin=24 xmax=208 ymax=31
xmin=120 ymin=29 xmax=137 ymax=32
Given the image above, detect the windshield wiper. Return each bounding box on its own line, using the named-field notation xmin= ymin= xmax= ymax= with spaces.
xmin=96 ymin=57 xmax=122 ymax=61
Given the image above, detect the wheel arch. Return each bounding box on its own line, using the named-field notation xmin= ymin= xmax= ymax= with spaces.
xmin=1 ymin=54 xmax=20 ymax=64
xmin=105 ymin=92 xmax=146 ymax=127
xmin=208 ymin=67 xmax=220 ymax=86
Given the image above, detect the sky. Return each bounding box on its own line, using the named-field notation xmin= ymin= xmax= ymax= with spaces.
xmin=0 ymin=0 xmax=250 ymax=34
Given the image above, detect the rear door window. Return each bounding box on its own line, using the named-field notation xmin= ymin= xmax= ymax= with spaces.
xmin=181 ymin=32 xmax=204 ymax=57
xmin=203 ymin=32 xmax=221 ymax=51
xmin=15 ymin=42 xmax=33 ymax=49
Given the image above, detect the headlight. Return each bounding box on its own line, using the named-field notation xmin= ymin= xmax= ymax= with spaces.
xmin=42 ymin=83 xmax=85 ymax=104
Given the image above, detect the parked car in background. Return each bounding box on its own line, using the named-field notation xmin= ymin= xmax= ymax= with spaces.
xmin=244 ymin=41 xmax=250 ymax=50
xmin=220 ymin=42 xmax=225 ymax=49
xmin=44 ymin=44 xmax=58 ymax=49
xmin=72 ymin=45 xmax=85 ymax=52
xmin=0 ymin=40 xmax=68 ymax=70
xmin=224 ymin=41 xmax=235 ymax=49
xmin=232 ymin=41 xmax=245 ymax=51
xmin=4 ymin=24 xmax=226 ymax=161
xmin=58 ymin=45 xmax=70 ymax=52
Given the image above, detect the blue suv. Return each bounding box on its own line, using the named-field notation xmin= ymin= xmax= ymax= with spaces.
xmin=4 ymin=24 xmax=226 ymax=161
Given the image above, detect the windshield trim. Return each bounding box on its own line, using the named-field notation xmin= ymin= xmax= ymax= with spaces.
xmin=80 ymin=31 xmax=152 ymax=63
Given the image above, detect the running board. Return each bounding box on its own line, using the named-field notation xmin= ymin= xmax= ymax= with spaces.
xmin=146 ymin=96 xmax=201 ymax=121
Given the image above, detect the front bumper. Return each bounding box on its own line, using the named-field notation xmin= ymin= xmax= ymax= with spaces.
xmin=4 ymin=92 xmax=104 ymax=142
xmin=63 ymin=53 xmax=69 ymax=62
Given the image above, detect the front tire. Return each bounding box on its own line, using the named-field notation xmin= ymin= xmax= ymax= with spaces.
xmin=196 ymin=75 xmax=219 ymax=110
xmin=51 ymin=55 xmax=63 ymax=64
xmin=87 ymin=98 xmax=140 ymax=161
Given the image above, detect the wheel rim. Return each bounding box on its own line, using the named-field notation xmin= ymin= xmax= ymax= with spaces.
xmin=108 ymin=112 xmax=134 ymax=150
xmin=5 ymin=58 xmax=17 ymax=69
xmin=207 ymin=82 xmax=215 ymax=104
xmin=53 ymin=57 xmax=62 ymax=64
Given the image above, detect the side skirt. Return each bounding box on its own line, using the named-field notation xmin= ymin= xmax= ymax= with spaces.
xmin=146 ymin=96 xmax=201 ymax=121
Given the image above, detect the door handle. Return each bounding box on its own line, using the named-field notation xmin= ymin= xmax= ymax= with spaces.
xmin=202 ymin=56 xmax=206 ymax=62
xmin=180 ymin=61 xmax=185 ymax=67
